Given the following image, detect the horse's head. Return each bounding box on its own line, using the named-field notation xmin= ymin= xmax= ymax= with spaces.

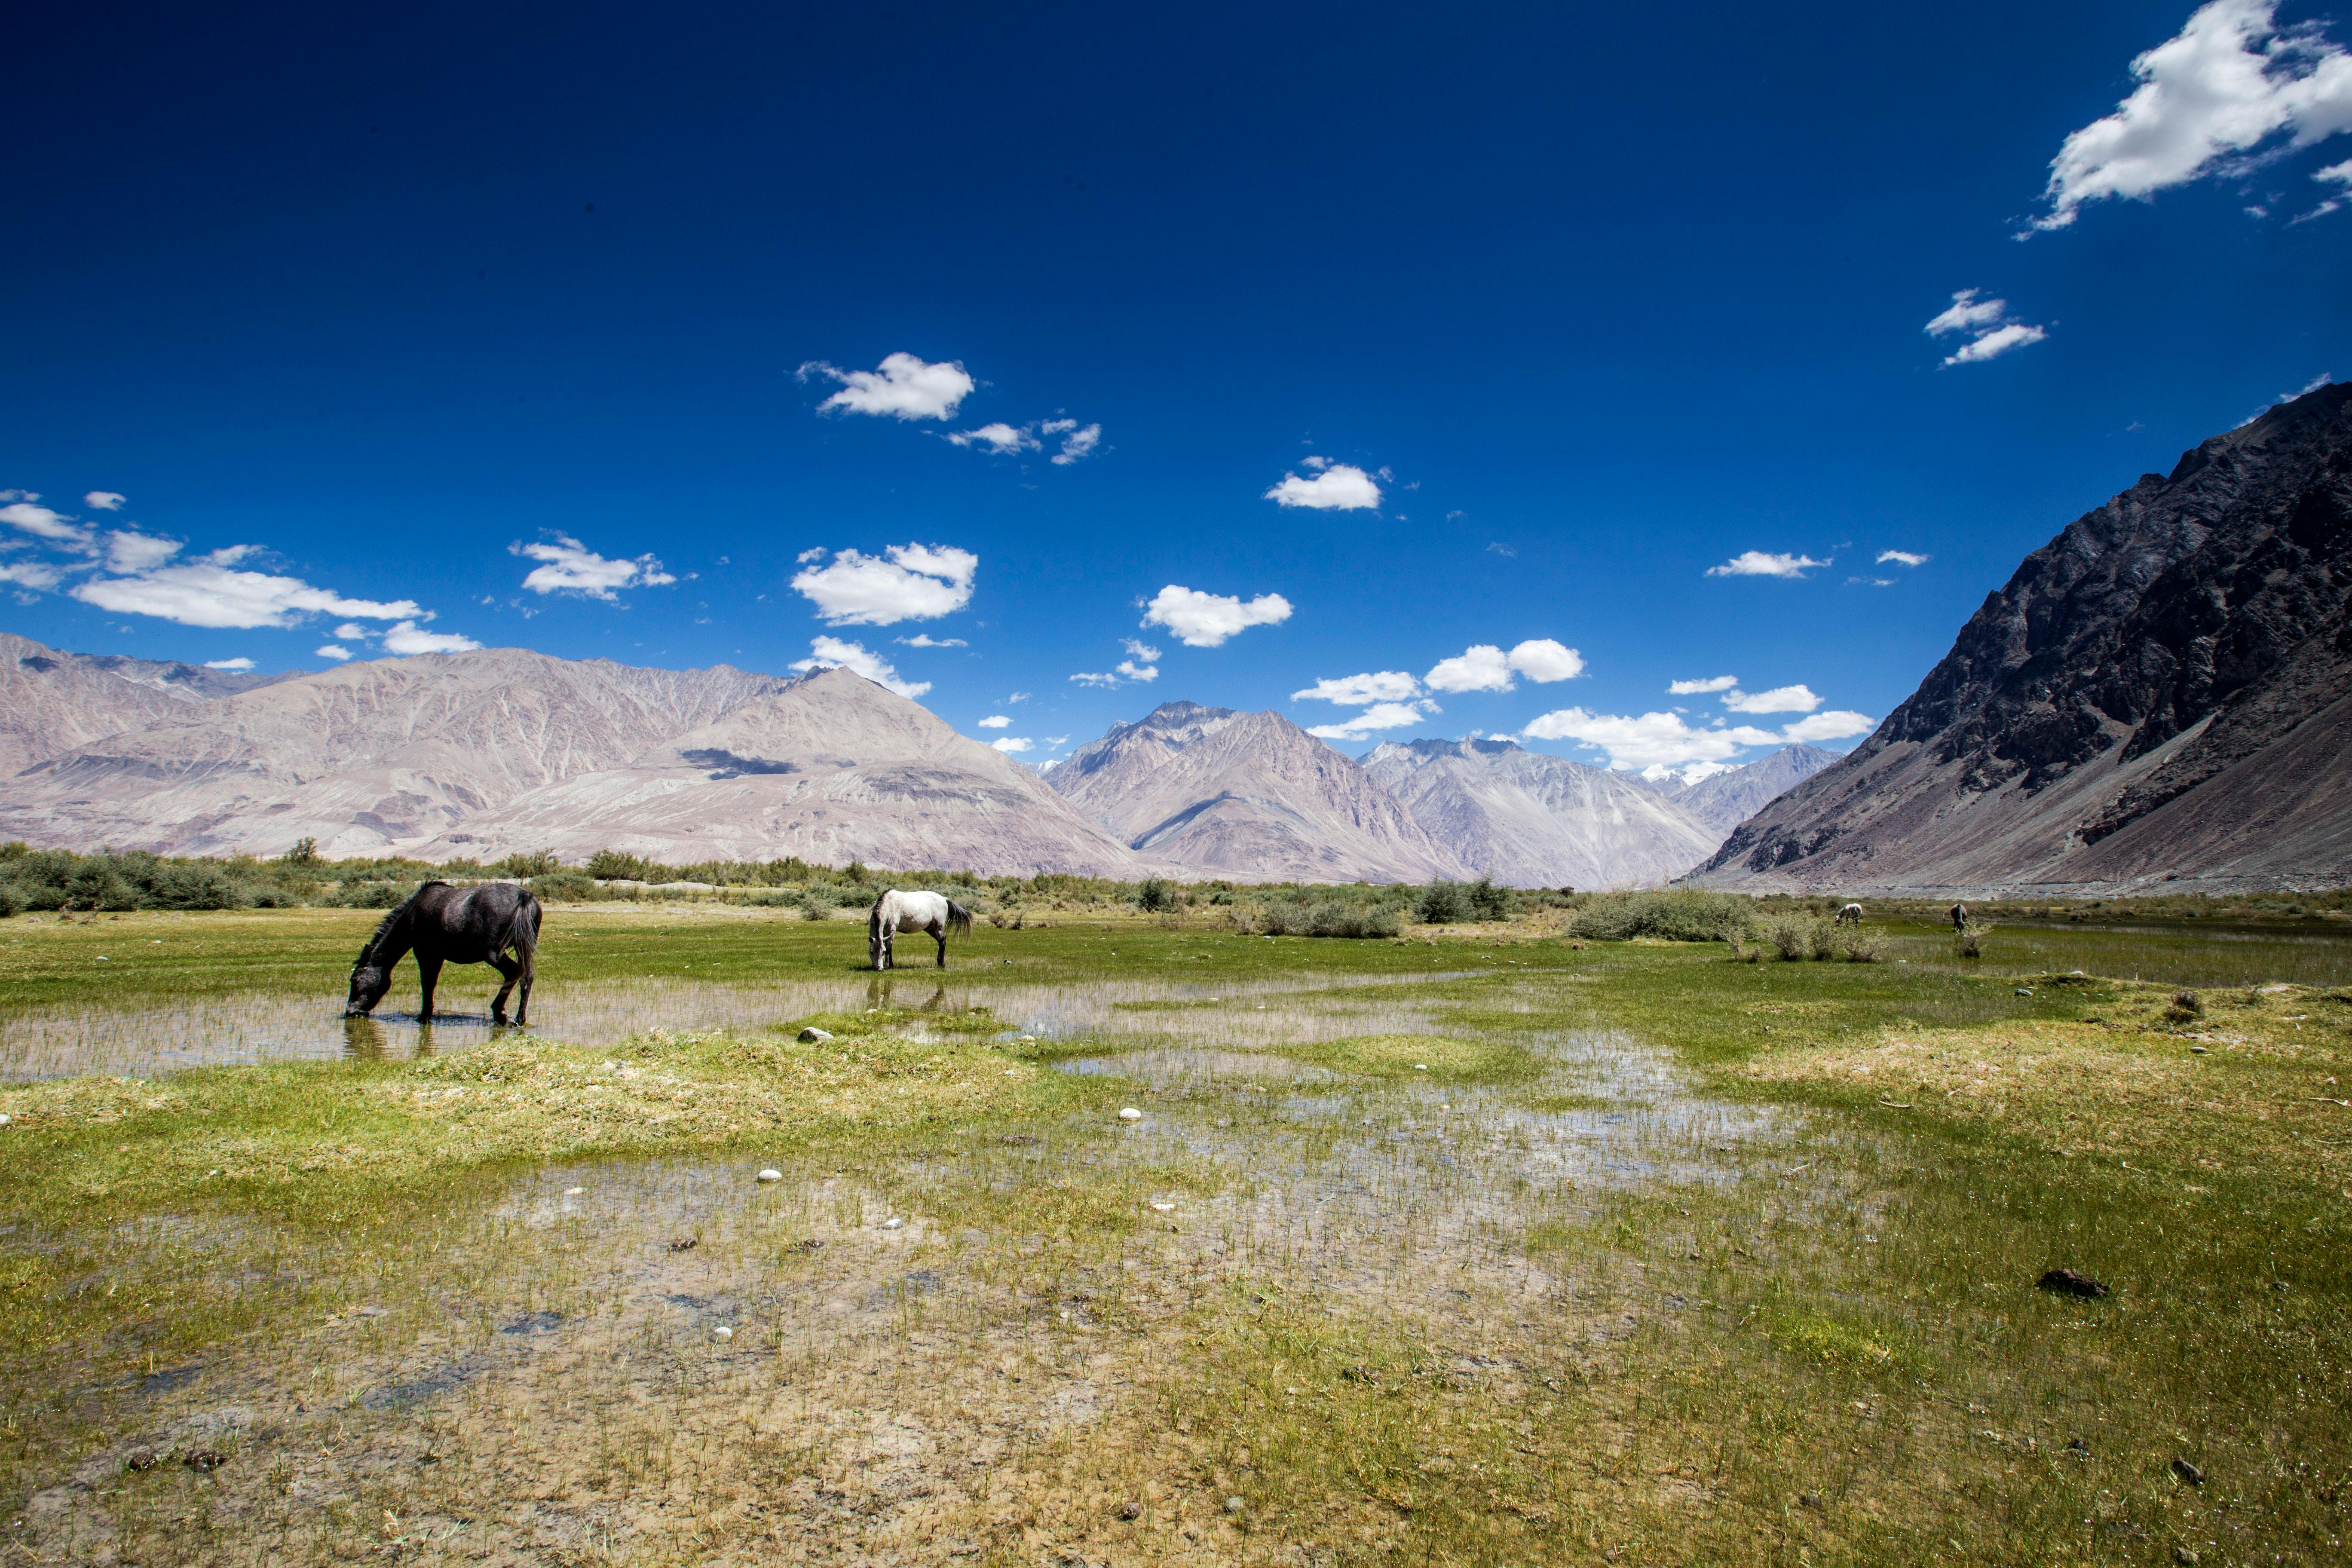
xmin=345 ymin=956 xmax=391 ymax=1017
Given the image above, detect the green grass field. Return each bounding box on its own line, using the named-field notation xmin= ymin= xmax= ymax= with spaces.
xmin=1 ymin=902 xmax=2346 ymax=1565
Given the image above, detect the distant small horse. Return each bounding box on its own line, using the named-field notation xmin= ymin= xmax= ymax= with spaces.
xmin=869 ymin=889 xmax=974 ymax=971
xmin=1835 ymin=903 xmax=1865 ymax=927
xmin=1950 ymin=902 xmax=1969 ymax=932
xmin=346 ymin=881 xmax=541 ymax=1024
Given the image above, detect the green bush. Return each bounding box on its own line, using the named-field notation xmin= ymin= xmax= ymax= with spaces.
xmin=1568 ymin=890 xmax=1755 ymax=943
xmin=1258 ymin=892 xmax=1400 ymax=939
xmin=1465 ymin=876 xmax=1513 ymax=921
xmin=1137 ymin=877 xmax=1175 ymax=913
xmin=1415 ymin=881 xmax=1467 ymax=924
xmin=497 ymin=848 xmax=562 ymax=879
xmin=800 ymin=887 xmax=837 ymax=921
xmin=527 ymin=869 xmax=601 ymax=901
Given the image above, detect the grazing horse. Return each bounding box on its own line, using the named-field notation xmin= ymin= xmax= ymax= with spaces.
xmin=346 ymin=881 xmax=542 ymax=1025
xmin=1834 ymin=902 xmax=1865 ymax=927
xmin=868 ymin=888 xmax=973 ymax=970
xmin=1950 ymin=901 xmax=1969 ymax=932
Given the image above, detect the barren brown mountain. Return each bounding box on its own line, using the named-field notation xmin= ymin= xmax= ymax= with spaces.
xmin=1696 ymin=384 xmax=2352 ymax=894
xmin=1050 ymin=702 xmax=1465 ymax=882
xmin=0 ymin=632 xmax=294 ymax=778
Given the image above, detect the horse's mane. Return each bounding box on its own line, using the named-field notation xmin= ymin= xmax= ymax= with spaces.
xmin=358 ymin=881 xmax=449 ymax=962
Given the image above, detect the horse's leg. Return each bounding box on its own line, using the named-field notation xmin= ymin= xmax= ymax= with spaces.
xmin=515 ymin=941 xmax=534 ymax=1027
xmin=417 ymin=954 xmax=442 ymax=1020
xmin=489 ymin=955 xmax=520 ymax=1024
xmin=934 ymin=919 xmax=947 ymax=968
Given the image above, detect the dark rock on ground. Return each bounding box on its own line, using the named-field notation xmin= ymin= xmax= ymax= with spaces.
xmin=2037 ymin=1268 xmax=2109 ymax=1299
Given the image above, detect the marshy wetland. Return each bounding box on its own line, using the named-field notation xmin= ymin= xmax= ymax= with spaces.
xmin=2 ymin=900 xmax=2348 ymax=1565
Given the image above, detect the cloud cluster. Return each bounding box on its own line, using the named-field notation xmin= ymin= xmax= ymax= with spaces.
xmin=800 ymin=352 xmax=974 ymax=420
xmin=895 ymin=633 xmax=967 ymax=648
xmin=1926 ymin=290 xmax=2048 ymax=365
xmin=1877 ymin=549 xmax=1930 ymax=567
xmin=949 ymin=417 xmax=1103 ymax=466
xmin=1140 ymin=584 xmax=1292 ymax=647
xmin=1047 ymin=421 xmax=1102 ymax=465
xmin=1424 ymin=638 xmax=1584 ymax=692
xmin=1721 ymin=683 xmax=1822 ymax=714
xmin=513 ymin=533 xmax=677 ymax=600
xmin=1668 ymin=674 xmax=1738 ymax=695
xmin=789 ymin=635 xmax=930 ymax=698
xmin=1304 ymin=701 xmax=1439 ymax=741
xmin=2034 ymin=1 xmax=2352 ymax=232
xmin=1705 ymin=551 xmax=1829 ymax=579
xmin=793 ymin=543 xmax=977 ymax=625
xmin=1522 ymin=704 xmax=1874 ymax=769
xmin=1264 ymin=457 xmax=1382 ymax=511
xmin=1071 ymin=638 xmax=1163 ymax=689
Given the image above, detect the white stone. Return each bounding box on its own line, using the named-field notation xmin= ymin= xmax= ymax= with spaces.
xmin=1118 ymin=1107 xmax=1143 ymax=1121
xmin=756 ymin=1168 xmax=783 ymax=1182
xmin=1150 ymin=1202 xmax=1175 ymax=1213
xmin=798 ymin=1026 xmax=833 ymax=1042
xmin=881 ymin=1217 xmax=905 ymax=1230
xmin=712 ymin=1326 xmax=733 ymax=1340
xmin=562 ymin=1186 xmax=585 ymax=1196
xmin=1414 ymin=1063 xmax=1428 ymax=1071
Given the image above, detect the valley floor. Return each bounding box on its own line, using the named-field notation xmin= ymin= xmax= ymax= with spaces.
xmin=0 ymin=908 xmax=2346 ymax=1566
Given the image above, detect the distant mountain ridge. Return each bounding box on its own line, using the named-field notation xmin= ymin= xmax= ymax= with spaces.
xmin=1695 ymin=383 xmax=2352 ymax=894
xmin=1361 ymin=736 xmax=1721 ymax=888
xmin=1642 ymin=744 xmax=1838 ymax=835
xmin=1048 ymin=701 xmax=1464 ymax=882
xmin=0 ymin=631 xmax=297 ymax=778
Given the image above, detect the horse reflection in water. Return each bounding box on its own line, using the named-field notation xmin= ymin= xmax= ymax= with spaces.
xmin=867 ymin=889 xmax=974 ymax=971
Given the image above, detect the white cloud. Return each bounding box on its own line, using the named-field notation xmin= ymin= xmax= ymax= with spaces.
xmin=1926 ymin=290 xmax=2049 ymax=365
xmin=1944 ymin=322 xmax=2048 ymax=365
xmin=1140 ymin=584 xmax=1292 ymax=647
xmin=71 ymin=549 xmax=430 ymax=630
xmin=1877 ymin=549 xmax=1931 ymax=567
xmin=1293 ymin=670 xmax=1424 ymax=704
xmin=380 ymin=621 xmax=482 ymax=655
xmin=203 ymin=657 xmax=255 ymax=671
xmin=989 ymin=736 xmax=1034 ymax=753
xmin=1 ymin=500 xmax=95 ymax=550
xmin=1050 ymin=423 xmax=1102 ymax=465
xmin=1424 ymin=645 xmax=1513 ymax=693
xmin=514 ymin=533 xmax=676 ymax=600
xmin=1422 ymin=638 xmax=1586 ymax=694
xmin=788 ymin=634 xmax=931 ymax=698
xmin=1121 ymin=637 xmax=1161 ymax=662
xmin=2034 ymin=0 xmax=2352 ymax=232
xmin=1706 ymin=551 xmax=1828 ymax=579
xmin=1304 ymin=700 xmax=1437 ymax=741
xmin=792 ymin=543 xmax=977 ymax=625
xmin=948 ymin=422 xmax=1036 ymax=454
xmin=1779 ymin=710 xmax=1877 ymax=742
xmin=316 ymin=644 xmax=353 ymax=662
xmin=1522 ymin=708 xmax=1782 ymax=769
xmin=1669 ymin=674 xmax=1739 ymax=694
xmin=84 ymin=491 xmax=127 ymax=511
xmin=896 ymin=633 xmax=968 ymax=648
xmin=0 ymin=560 xmax=64 ymax=590
xmin=1643 ymin=759 xmax=1740 ymax=786
xmin=333 ymin=622 xmax=370 ymax=640
xmin=801 ymin=352 xmax=974 ymax=420
xmin=977 ymin=714 xmax=1013 ymax=729
xmin=1068 ymin=671 xmax=1119 ymax=688
xmin=104 ymin=532 xmax=181 ymax=573
xmin=1722 ymin=684 xmax=1823 ymax=714
xmin=1115 ymin=659 xmax=1159 ymax=682
xmin=1006 ymin=691 xmax=1031 ymax=704
xmin=1264 ymin=459 xmax=1381 ymax=511
xmin=1506 ymin=638 xmax=1585 ymax=683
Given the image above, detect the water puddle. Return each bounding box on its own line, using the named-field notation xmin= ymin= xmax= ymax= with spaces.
xmin=1054 ymin=1049 xmax=1341 ymax=1087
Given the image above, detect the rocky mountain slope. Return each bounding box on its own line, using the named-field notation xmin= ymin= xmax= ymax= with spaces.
xmin=408 ymin=666 xmax=1148 ymax=876
xmin=1361 ymin=737 xmax=1722 ymax=888
xmin=1 ymin=646 xmax=797 ymax=858
xmin=1647 ymin=745 xmax=1839 ymax=836
xmin=0 ymin=633 xmax=295 ymax=777
xmin=1696 ymin=383 xmax=2352 ymax=894
xmin=1050 ymin=702 xmax=1465 ymax=882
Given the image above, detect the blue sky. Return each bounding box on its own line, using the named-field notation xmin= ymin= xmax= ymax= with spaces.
xmin=4 ymin=0 xmax=2347 ymax=778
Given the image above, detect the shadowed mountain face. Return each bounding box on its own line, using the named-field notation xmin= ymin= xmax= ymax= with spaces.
xmin=1050 ymin=702 xmax=1465 ymax=882
xmin=1645 ymin=745 xmax=1840 ymax=836
xmin=1697 ymin=383 xmax=2352 ymax=894
xmin=1361 ymin=737 xmax=1721 ymax=889
xmin=0 ymin=632 xmax=298 ymax=777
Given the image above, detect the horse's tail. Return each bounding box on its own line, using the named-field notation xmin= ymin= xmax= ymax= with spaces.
xmin=501 ymin=888 xmax=541 ymax=961
xmin=945 ymin=899 xmax=973 ymax=939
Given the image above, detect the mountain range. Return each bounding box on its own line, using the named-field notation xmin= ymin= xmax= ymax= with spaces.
xmin=1696 ymin=383 xmax=2352 ymax=894
xmin=0 ymin=641 xmax=1820 ymax=884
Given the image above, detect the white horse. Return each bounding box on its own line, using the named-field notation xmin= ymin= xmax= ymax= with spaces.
xmin=1834 ymin=903 xmax=1864 ymax=927
xmin=868 ymin=888 xmax=974 ymax=970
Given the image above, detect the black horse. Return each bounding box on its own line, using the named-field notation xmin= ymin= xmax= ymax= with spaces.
xmin=345 ymin=881 xmax=542 ymax=1025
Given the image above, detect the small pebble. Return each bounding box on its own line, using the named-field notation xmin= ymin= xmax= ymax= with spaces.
xmin=125 ymin=1447 xmax=158 ymax=1472
xmin=0 ymin=1115 xmax=11 ymax=1127
xmin=711 ymin=1326 xmax=733 ymax=1340
xmin=2171 ymin=1457 xmax=2204 ymax=1486
xmin=1118 ymin=1107 xmax=1142 ymax=1121
xmin=1224 ymin=1495 xmax=1245 ymax=1515
xmin=881 ymin=1217 xmax=904 ymax=1230
xmin=562 ymin=1186 xmax=585 ymax=1197
xmin=1414 ymin=1063 xmax=1428 ymax=1071
xmin=2015 ymin=987 xmax=2032 ymax=997
xmin=95 ymin=955 xmax=109 ymax=962
xmin=756 ymin=1169 xmax=783 ymax=1182
xmin=797 ymin=1026 xmax=834 ymax=1042
xmin=1116 ymin=1500 xmax=1141 ymax=1521
xmin=1150 ymin=1202 xmax=1175 ymax=1213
